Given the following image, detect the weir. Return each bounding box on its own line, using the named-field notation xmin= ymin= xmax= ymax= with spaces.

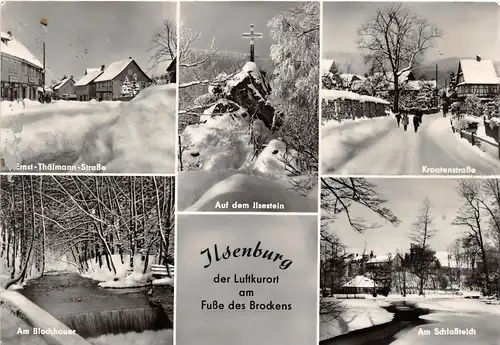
xmin=19 ymin=273 xmax=173 ymax=339
xmin=60 ymin=306 xmax=172 ymax=338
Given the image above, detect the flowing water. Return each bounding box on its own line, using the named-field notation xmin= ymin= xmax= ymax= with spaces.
xmin=20 ymin=273 xmax=172 ymax=338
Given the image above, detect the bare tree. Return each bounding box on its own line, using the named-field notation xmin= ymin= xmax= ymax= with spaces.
xmin=410 ymin=197 xmax=437 ymax=295
xmin=149 ymin=20 xmax=216 ymax=74
xmin=357 ymin=3 xmax=441 ymax=112
xmin=453 ymin=180 xmax=491 ymax=295
xmin=321 ymin=177 xmax=400 ymax=233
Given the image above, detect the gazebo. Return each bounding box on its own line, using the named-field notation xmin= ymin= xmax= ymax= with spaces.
xmin=343 ymin=275 xmax=376 ymax=294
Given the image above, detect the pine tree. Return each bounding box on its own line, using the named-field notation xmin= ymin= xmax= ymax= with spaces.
xmin=131 ymin=73 xmax=140 ymax=95
xmin=121 ymin=76 xmax=132 ymax=97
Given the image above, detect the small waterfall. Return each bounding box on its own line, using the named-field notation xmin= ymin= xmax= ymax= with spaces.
xmin=60 ymin=307 xmax=172 ymax=338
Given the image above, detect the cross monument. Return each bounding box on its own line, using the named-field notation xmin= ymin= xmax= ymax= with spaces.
xmin=241 ymin=24 xmax=263 ymax=62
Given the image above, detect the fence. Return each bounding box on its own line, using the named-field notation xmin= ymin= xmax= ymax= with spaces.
xmin=450 ymin=118 xmax=500 ymax=159
xmin=321 ymin=89 xmax=390 ymax=122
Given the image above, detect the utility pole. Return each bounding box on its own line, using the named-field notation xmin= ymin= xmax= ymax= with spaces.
xmin=40 ymin=17 xmax=48 ymax=101
xmin=42 ymin=42 xmax=46 ymax=100
xmin=435 ymin=64 xmax=439 ymax=106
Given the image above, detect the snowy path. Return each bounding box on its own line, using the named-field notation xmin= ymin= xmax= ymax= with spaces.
xmin=324 ymin=114 xmax=500 ymax=175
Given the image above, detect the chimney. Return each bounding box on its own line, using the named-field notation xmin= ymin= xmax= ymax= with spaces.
xmin=101 ymin=65 xmax=105 ymax=71
xmin=7 ymin=31 xmax=12 ymax=37
xmin=128 ymin=56 xmax=132 ymax=59
xmin=63 ymin=75 xmax=66 ymax=79
xmin=70 ymin=75 xmax=73 ymax=79
xmin=476 ymin=55 xmax=481 ymax=62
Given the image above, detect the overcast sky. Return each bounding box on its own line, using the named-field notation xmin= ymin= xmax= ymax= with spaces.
xmin=323 ymin=2 xmax=500 ymax=61
xmin=326 ymin=178 xmax=478 ymax=255
xmin=180 ymin=1 xmax=306 ymax=56
xmin=1 ymin=1 xmax=176 ymax=83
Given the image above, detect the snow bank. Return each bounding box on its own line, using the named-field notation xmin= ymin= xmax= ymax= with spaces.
xmin=321 ymin=89 xmax=390 ymax=105
xmin=0 ymin=100 xmax=122 ymax=170
xmin=88 ymin=329 xmax=172 ymax=345
xmin=75 ymin=85 xmax=177 ymax=174
xmin=82 ymin=254 xmax=154 ymax=284
xmin=182 ymin=172 xmax=317 ymax=212
xmin=321 ymin=116 xmax=395 ymax=174
xmin=1 ymin=305 xmax=50 ymax=345
xmin=0 ymin=290 xmax=90 ymax=345
xmin=320 ymin=298 xmax=393 ymax=340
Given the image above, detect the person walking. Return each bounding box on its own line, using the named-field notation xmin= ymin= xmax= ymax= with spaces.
xmin=413 ymin=114 xmax=420 ymax=132
xmin=402 ymin=113 xmax=409 ymax=131
xmin=395 ymin=112 xmax=402 ymax=127
xmin=442 ymin=99 xmax=449 ymax=118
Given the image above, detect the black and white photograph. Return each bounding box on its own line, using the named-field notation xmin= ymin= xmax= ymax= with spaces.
xmin=0 ymin=175 xmax=175 ymax=345
xmin=320 ymin=177 xmax=500 ymax=345
xmin=176 ymin=214 xmax=318 ymax=345
xmin=321 ymin=2 xmax=500 ymax=175
xmin=0 ymin=1 xmax=177 ymax=174
xmin=177 ymin=1 xmax=319 ymax=212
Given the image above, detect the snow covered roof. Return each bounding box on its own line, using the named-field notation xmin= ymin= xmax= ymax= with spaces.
xmin=405 ymin=80 xmax=437 ymax=91
xmin=53 ymin=76 xmax=74 ymax=90
xmin=374 ymin=70 xmax=413 ymax=84
xmin=366 ymin=254 xmax=392 ymax=264
xmin=343 ymin=275 xmax=375 ymax=288
xmin=0 ymin=31 xmax=43 ymax=69
xmin=75 ymin=69 xmax=103 ymax=86
xmin=322 ymin=89 xmax=390 ymax=105
xmin=85 ymin=68 xmax=101 ymax=75
xmin=322 ymin=59 xmax=334 ymax=76
xmin=340 ymin=73 xmax=365 ymax=84
xmin=459 ymin=59 xmax=499 ymax=84
xmin=94 ymin=58 xmax=133 ymax=82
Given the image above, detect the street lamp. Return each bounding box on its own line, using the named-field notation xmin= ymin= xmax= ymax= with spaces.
xmin=40 ymin=17 xmax=47 ymax=101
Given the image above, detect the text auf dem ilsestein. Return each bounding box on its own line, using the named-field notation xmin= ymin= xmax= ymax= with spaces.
xmin=214 ymin=201 xmax=285 ymax=210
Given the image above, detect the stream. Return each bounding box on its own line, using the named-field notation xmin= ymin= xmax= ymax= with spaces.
xmin=19 ymin=272 xmax=172 ymax=339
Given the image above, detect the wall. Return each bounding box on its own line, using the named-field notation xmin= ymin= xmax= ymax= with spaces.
xmin=112 ymin=61 xmax=151 ymax=99
xmin=55 ymin=80 xmax=76 ymax=97
xmin=1 ymin=54 xmax=42 ymax=85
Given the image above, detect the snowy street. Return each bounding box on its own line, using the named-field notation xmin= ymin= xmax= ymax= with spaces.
xmin=322 ymin=113 xmax=500 ymax=175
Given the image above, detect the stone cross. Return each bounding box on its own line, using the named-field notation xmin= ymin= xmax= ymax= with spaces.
xmin=241 ymin=24 xmax=263 ymax=62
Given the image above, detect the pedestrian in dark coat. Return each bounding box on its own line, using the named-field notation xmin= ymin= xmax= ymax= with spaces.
xmin=413 ymin=114 xmax=420 ymax=132
xmin=395 ymin=113 xmax=401 ymax=127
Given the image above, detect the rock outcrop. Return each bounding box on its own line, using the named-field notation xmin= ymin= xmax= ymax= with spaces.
xmin=206 ymin=62 xmax=276 ymax=128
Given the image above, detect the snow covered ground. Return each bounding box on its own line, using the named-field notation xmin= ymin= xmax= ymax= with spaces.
xmin=88 ymin=329 xmax=172 ymax=345
xmin=321 ymin=113 xmax=500 ymax=175
xmin=320 ymin=297 xmax=393 ymax=340
xmin=179 ymin=109 xmax=317 ymax=212
xmin=320 ymin=292 xmax=500 ymax=343
xmin=178 ymin=170 xmax=317 ymax=212
xmin=1 ymin=85 xmax=176 ymax=174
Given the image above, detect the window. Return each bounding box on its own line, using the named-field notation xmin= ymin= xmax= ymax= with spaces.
xmin=24 ymin=64 xmax=27 ymax=75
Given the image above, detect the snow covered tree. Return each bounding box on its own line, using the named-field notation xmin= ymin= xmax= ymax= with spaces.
xmin=121 ymin=76 xmax=132 ymax=97
xmin=415 ymin=82 xmax=435 ymax=110
xmin=268 ymin=1 xmax=320 ymax=174
xmin=357 ymin=3 xmax=441 ymax=112
xmin=131 ymin=73 xmax=141 ymax=95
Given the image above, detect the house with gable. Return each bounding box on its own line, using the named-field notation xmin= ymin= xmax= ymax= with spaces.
xmin=94 ymin=57 xmax=152 ymax=100
xmin=53 ymin=75 xmax=76 ymax=100
xmin=1 ymin=30 xmax=44 ymax=101
xmin=75 ymin=66 xmax=104 ymax=101
xmin=456 ymin=55 xmax=500 ymax=105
